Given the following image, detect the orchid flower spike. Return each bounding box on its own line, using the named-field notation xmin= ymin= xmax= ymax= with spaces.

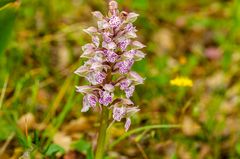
xmin=75 ymin=0 xmax=145 ymax=131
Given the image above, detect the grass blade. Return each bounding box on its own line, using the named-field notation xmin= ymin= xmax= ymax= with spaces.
xmin=110 ymin=124 xmax=181 ymax=149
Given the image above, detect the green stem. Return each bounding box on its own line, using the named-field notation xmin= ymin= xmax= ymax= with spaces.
xmin=95 ymin=107 xmax=109 ymax=159
xmin=109 ymin=124 xmax=181 ymax=149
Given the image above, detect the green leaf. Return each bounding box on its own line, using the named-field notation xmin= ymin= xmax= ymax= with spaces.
xmin=171 ymin=153 xmax=178 ymax=159
xmin=132 ymin=0 xmax=149 ymax=10
xmin=0 ymin=118 xmax=14 ymax=141
xmin=236 ymin=142 xmax=240 ymax=155
xmin=33 ymin=130 xmax=40 ymax=147
xmin=72 ymin=139 xmax=94 ymax=159
xmin=0 ymin=2 xmax=18 ymax=55
xmin=0 ymin=0 xmax=16 ymax=8
xmin=16 ymin=129 xmax=29 ymax=149
xmin=86 ymin=148 xmax=94 ymax=159
xmin=72 ymin=139 xmax=91 ymax=153
xmin=45 ymin=144 xmax=65 ymax=156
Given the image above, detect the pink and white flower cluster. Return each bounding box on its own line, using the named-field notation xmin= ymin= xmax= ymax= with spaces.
xmin=75 ymin=1 xmax=145 ymax=131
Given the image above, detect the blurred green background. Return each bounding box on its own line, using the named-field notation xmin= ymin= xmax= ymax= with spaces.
xmin=0 ymin=0 xmax=240 ymax=158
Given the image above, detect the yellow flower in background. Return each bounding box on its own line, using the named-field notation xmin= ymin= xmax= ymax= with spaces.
xmin=170 ymin=76 xmax=193 ymax=87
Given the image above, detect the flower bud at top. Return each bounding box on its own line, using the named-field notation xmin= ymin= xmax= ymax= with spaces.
xmin=109 ymin=1 xmax=118 ymax=15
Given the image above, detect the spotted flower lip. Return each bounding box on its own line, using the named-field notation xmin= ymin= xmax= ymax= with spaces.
xmin=113 ymin=107 xmax=125 ymax=121
xmin=115 ymin=59 xmax=134 ymax=74
xmin=75 ymin=0 xmax=145 ymax=131
xmin=118 ymin=38 xmax=131 ymax=51
xmin=109 ymin=15 xmax=122 ymax=28
xmin=102 ymin=32 xmax=113 ymax=43
xmin=86 ymin=71 xmax=107 ymax=85
xmin=99 ymin=89 xmax=113 ymax=106
xmin=112 ymin=106 xmax=140 ymax=131
xmin=82 ymin=94 xmax=98 ymax=112
xmin=125 ymin=85 xmax=135 ymax=98
xmin=106 ymin=50 xmax=119 ymax=63
xmin=120 ymin=79 xmax=131 ymax=90
xmin=125 ymin=118 xmax=131 ymax=131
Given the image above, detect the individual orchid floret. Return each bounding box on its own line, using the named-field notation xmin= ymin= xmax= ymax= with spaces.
xmin=113 ymin=98 xmax=134 ymax=107
xmin=119 ymin=79 xmax=131 ymax=90
xmin=125 ymin=85 xmax=135 ymax=98
xmin=76 ymin=86 xmax=100 ymax=94
xmin=74 ymin=65 xmax=89 ymax=77
xmin=113 ymin=107 xmax=125 ymax=121
xmin=103 ymin=84 xmax=115 ymax=92
xmin=102 ymin=41 xmax=117 ymax=50
xmin=125 ymin=106 xmax=140 ymax=116
xmin=92 ymin=36 xmax=100 ymax=47
xmin=124 ymin=24 xmax=137 ymax=38
xmin=116 ymin=59 xmax=134 ymax=74
xmin=118 ymin=38 xmax=131 ymax=51
xmin=75 ymin=0 xmax=145 ymax=132
xmin=86 ymin=71 xmax=106 ymax=85
xmin=108 ymin=0 xmax=119 ymax=16
xmin=123 ymin=50 xmax=145 ymax=61
xmin=126 ymin=12 xmax=139 ymax=23
xmin=99 ymin=84 xmax=114 ymax=106
xmin=128 ymin=71 xmax=145 ymax=85
xmin=92 ymin=11 xmax=104 ymax=20
xmin=103 ymin=50 xmax=119 ymax=63
xmin=109 ymin=15 xmax=122 ymax=28
xmin=83 ymin=27 xmax=98 ymax=36
xmin=99 ymin=90 xmax=113 ymax=106
xmin=102 ymin=32 xmax=113 ymax=43
xmin=81 ymin=43 xmax=96 ymax=58
xmin=98 ymin=20 xmax=110 ymax=30
xmin=82 ymin=94 xmax=98 ymax=112
xmin=118 ymin=79 xmax=135 ymax=98
xmin=132 ymin=41 xmax=146 ymax=50
xmin=112 ymin=106 xmax=140 ymax=131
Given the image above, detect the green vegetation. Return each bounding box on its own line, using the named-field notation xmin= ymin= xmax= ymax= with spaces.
xmin=0 ymin=0 xmax=240 ymax=158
